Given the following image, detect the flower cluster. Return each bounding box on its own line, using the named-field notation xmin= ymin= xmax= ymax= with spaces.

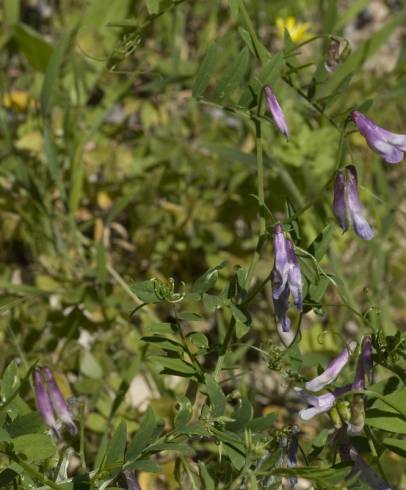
xmin=296 ymin=336 xmax=372 ymax=422
xmin=33 ymin=367 xmax=77 ymax=439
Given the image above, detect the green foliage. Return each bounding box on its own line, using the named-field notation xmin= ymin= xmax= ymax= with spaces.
xmin=0 ymin=0 xmax=405 ymax=488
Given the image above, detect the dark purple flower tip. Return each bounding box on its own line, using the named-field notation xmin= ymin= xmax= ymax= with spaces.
xmin=305 ymin=341 xmax=357 ymax=392
xmin=352 ymin=110 xmax=406 ymax=164
xmin=33 ymin=368 xmax=59 ymax=437
xmin=42 ymin=367 xmax=78 ymax=436
xmin=333 ymin=165 xmax=374 ymax=241
xmin=333 ymin=170 xmax=348 ymax=232
xmin=265 ymin=86 xmax=289 ymax=138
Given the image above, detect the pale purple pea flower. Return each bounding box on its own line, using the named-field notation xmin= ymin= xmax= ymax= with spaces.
xmin=295 ymin=385 xmax=352 ymax=421
xmin=333 ymin=165 xmax=374 ymax=240
xmin=265 ymin=86 xmax=289 ymax=138
xmin=352 ymin=110 xmax=406 ymax=164
xmin=33 ymin=368 xmax=59 ymax=438
xmin=271 ymin=224 xmax=303 ymax=332
xmin=32 ymin=367 xmax=77 ymax=438
xmin=42 ymin=367 xmax=77 ymax=436
xmin=305 ymin=341 xmax=357 ymax=392
xmin=338 ymin=428 xmax=392 ymax=490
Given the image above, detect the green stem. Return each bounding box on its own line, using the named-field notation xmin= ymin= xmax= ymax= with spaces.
xmin=245 ymin=118 xmax=266 ymax=288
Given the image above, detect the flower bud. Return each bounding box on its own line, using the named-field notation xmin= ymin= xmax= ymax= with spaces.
xmin=32 ymin=368 xmax=59 ymax=438
xmin=42 ymin=367 xmax=77 ymax=436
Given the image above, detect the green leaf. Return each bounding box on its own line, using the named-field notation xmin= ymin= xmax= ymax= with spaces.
xmin=227 ymin=397 xmax=253 ymax=431
xmin=203 ymin=293 xmax=224 ymax=311
xmin=131 ymin=280 xmax=161 ymax=303
xmin=198 ymin=461 xmax=215 ymax=490
xmin=141 ymin=336 xmax=185 ymax=353
xmin=192 ymin=42 xmax=219 ymax=98
xmin=272 ymin=465 xmax=352 ymax=486
xmin=7 ymin=413 xmax=43 ymax=437
xmin=145 ymin=0 xmax=159 ymax=14
xmin=145 ymin=442 xmax=193 ymax=455
xmin=248 ymin=413 xmax=277 ymax=432
xmin=308 ymin=223 xmax=334 ymax=261
xmin=177 ymin=311 xmax=201 ymax=322
xmin=192 ymin=263 xmax=225 ymax=294
xmin=80 ymin=351 xmax=103 ymax=379
xmin=143 ymin=322 xmax=177 ymax=336
xmin=124 ymin=460 xmax=160 ymax=473
xmin=14 ymin=23 xmax=53 ymax=72
xmin=1 ymin=360 xmax=19 ymax=402
xmin=211 ymin=47 xmax=250 ymax=103
xmin=174 ymin=395 xmax=193 ymax=429
xmin=148 ymin=356 xmax=197 ymax=376
xmin=204 ymin=374 xmax=227 ymax=417
xmin=230 ymin=304 xmax=251 ymax=339
xmin=12 ymin=433 xmax=56 ymax=461
xmin=187 ymin=332 xmax=209 ymax=350
xmin=366 ymin=389 xmax=406 ymax=434
xmin=40 ymin=30 xmax=76 ymax=117
xmin=105 ymin=420 xmax=127 ymax=466
xmin=126 ymin=408 xmax=164 ymax=461
xmin=383 ymin=437 xmax=406 ymax=458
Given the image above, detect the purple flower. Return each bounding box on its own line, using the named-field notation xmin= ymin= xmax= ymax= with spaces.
xmin=42 ymin=367 xmax=77 ymax=436
xmin=117 ymin=470 xmax=141 ymax=490
xmin=271 ymin=224 xmax=303 ymax=332
xmin=265 ymin=86 xmax=289 ymax=138
xmin=352 ymin=336 xmax=373 ymax=390
xmin=338 ymin=429 xmax=392 ymax=489
xmin=305 ymin=341 xmax=357 ymax=392
xmin=33 ymin=368 xmax=59 ymax=438
xmin=32 ymin=367 xmax=77 ymax=438
xmin=296 ymin=385 xmax=352 ymax=421
xmin=333 ymin=165 xmax=374 ymax=240
xmin=352 ymin=110 xmax=406 ymax=164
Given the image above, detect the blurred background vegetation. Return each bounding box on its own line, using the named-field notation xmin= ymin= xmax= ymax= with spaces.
xmin=0 ymin=0 xmax=405 ymax=488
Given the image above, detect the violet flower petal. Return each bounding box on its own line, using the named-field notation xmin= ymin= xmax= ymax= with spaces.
xmin=352 ymin=111 xmax=406 ymax=164
xmin=32 ymin=368 xmax=59 ymax=438
xmin=305 ymin=341 xmax=357 ymax=392
xmin=296 ymin=385 xmax=353 ymax=421
xmin=272 ymin=224 xmax=290 ymax=300
xmin=286 ymin=239 xmax=303 ymax=311
xmin=42 ymin=367 xmax=77 ymax=436
xmin=346 ymin=165 xmax=374 ymax=240
xmin=265 ymin=86 xmax=289 ymax=138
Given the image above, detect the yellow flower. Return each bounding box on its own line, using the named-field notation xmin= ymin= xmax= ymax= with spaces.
xmin=275 ymin=16 xmax=312 ymax=44
xmin=3 ymin=90 xmax=31 ymax=111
